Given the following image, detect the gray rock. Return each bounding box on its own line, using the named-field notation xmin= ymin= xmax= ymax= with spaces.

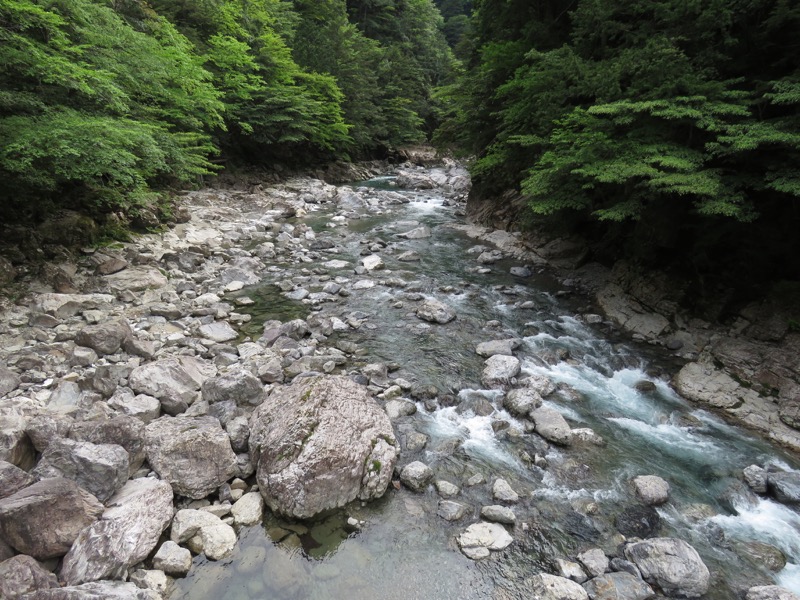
xmin=743 ymin=465 xmax=768 ymax=494
xmin=398 ymin=225 xmax=431 ymax=239
xmin=361 ymin=255 xmax=384 ymax=270
xmin=475 ymin=339 xmax=520 ymax=358
xmin=416 ymin=298 xmax=456 ymax=324
xmin=556 ymin=559 xmax=588 ymax=583
xmin=202 ymin=368 xmax=265 ymax=407
xmin=1 ymin=414 xmax=35 ymax=469
xmin=384 ymin=399 xmax=417 ymax=419
xmin=249 ymin=375 xmax=398 ymax=519
xmin=32 ymin=438 xmax=129 ymax=503
xmin=46 ymin=382 xmax=83 ymax=415
xmin=481 ymin=355 xmax=521 ymax=388
xmin=435 ymin=480 xmax=460 ymax=498
xmin=400 ymin=461 xmax=434 ymax=492
xmin=183 ymin=516 xmax=236 ymax=561
xmin=503 ymin=388 xmax=542 ymax=417
xmin=59 ymin=479 xmax=173 ymax=585
xmin=520 ymin=373 xmax=557 ymax=397
xmin=0 ymin=367 xmax=21 ymax=397
xmin=128 ymin=569 xmax=170 ymax=597
xmin=632 ymin=475 xmax=671 ymax=506
xmin=457 ymin=522 xmax=513 ymax=560
xmin=480 ymin=505 xmax=516 ymax=525
xmin=198 ymin=321 xmax=238 ymax=343
xmin=226 ymin=416 xmax=250 ymax=453
xmin=531 ymin=406 xmax=572 ymax=445
xmin=31 ymin=293 xmax=114 ymax=319
xmin=577 ymin=548 xmax=609 ymax=578
xmin=582 ymin=572 xmax=654 ymax=600
xmin=21 ymin=580 xmax=160 ymax=599
xmin=397 ymin=251 xmax=421 ymax=262
xmin=746 ymin=586 xmax=800 ymax=600
xmin=152 ymin=541 xmax=192 ymax=577
xmin=492 ymin=478 xmax=519 ymax=503
xmin=571 ymin=428 xmax=606 ymax=446
xmin=170 ymin=509 xmax=220 ymax=543
xmin=145 ymin=415 xmax=236 ymax=499
xmin=529 ymin=574 xmax=589 ymax=600
xmin=69 ymin=416 xmax=146 ymax=477
xmin=615 ymin=505 xmax=661 ymax=538
xmin=768 ymin=471 xmax=800 ymax=504
xmin=735 ymin=541 xmax=786 ymax=572
xmin=0 ymin=459 xmax=36 ymax=499
xmin=74 ymin=320 xmax=132 ymax=356
xmin=437 ymin=500 xmax=468 ymax=521
xmin=0 ymin=555 xmax=59 ymax=599
xmin=0 ymin=478 xmax=103 ymax=559
xmin=108 ymin=393 xmax=160 ymax=424
xmin=129 ymin=356 xmax=212 ymax=405
xmin=405 ymin=431 xmax=428 ymax=452
xmin=25 ymin=415 xmax=73 ymax=453
xmin=624 ymin=538 xmax=709 ymax=598
xmin=231 ymin=492 xmax=264 ymax=526
xmin=597 ymin=284 xmax=669 ymax=339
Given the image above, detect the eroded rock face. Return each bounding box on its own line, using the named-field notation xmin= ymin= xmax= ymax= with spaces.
xmin=0 ymin=478 xmax=103 ymax=559
xmin=145 ymin=416 xmax=236 ymax=499
xmin=249 ymin=375 xmax=398 ymax=519
xmin=624 ymin=538 xmax=709 ymax=598
xmin=59 ymin=479 xmax=173 ymax=585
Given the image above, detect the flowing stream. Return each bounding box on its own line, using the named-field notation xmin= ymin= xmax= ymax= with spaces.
xmin=172 ymin=171 xmax=800 ymax=599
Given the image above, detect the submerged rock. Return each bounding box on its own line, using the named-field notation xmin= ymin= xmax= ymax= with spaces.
xmin=457 ymin=522 xmax=513 ymax=560
xmin=249 ymin=375 xmax=398 ymax=519
xmin=632 ymin=475 xmax=671 ymax=506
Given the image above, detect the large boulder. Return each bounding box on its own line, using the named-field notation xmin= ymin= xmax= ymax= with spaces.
xmin=170 ymin=509 xmax=236 ymax=561
xmin=482 ymin=355 xmax=521 ymax=388
xmin=624 ymin=538 xmax=710 ymax=598
xmin=503 ymin=388 xmax=542 ymax=417
xmin=0 ymin=555 xmax=59 ymax=599
xmin=0 ymin=478 xmax=103 ymax=559
xmin=528 ymin=573 xmax=589 ymax=600
xmin=145 ymin=415 xmax=236 ymax=499
xmin=74 ymin=320 xmax=132 ymax=356
xmin=632 ymin=475 xmax=671 ymax=506
xmin=59 ymin=479 xmax=173 ymax=585
xmin=32 ymin=438 xmax=129 ymax=503
xmin=582 ymin=572 xmax=654 ymax=600
xmin=21 ymin=581 xmax=160 ymax=599
xmin=0 ymin=459 xmax=36 ymax=499
xmin=249 ymin=375 xmax=398 ymax=519
xmin=767 ymin=471 xmax=800 ymax=505
xmin=416 ymin=298 xmax=456 ymax=324
xmin=201 ymin=368 xmax=265 ymax=407
xmin=68 ymin=416 xmax=146 ymax=477
xmin=128 ymin=356 xmax=213 ymax=408
xmin=531 ymin=406 xmax=572 ymax=445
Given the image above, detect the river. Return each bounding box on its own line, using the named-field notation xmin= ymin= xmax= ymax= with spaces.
xmin=171 ymin=166 xmax=800 ymax=599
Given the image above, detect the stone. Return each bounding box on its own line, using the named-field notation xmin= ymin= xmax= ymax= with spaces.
xmin=178 ymin=512 xmax=236 ymax=561
xmin=31 ymin=293 xmax=114 ymax=319
xmin=0 ymin=459 xmax=36 ymax=499
xmin=492 ymin=478 xmax=519 ymax=503
xmin=70 ymin=347 xmax=98 ymax=367
xmin=400 ymin=461 xmax=434 ymax=492
xmin=69 ymin=416 xmax=146 ymax=477
xmin=582 ymin=572 xmax=655 ymax=600
xmin=528 ymin=573 xmax=589 ymax=600
xmin=736 ymin=541 xmax=787 ymax=572
xmin=531 ymin=406 xmax=572 ymax=445
xmin=571 ymin=428 xmax=606 ymax=446
xmin=437 ymin=500 xmax=468 ymax=521
xmin=170 ymin=509 xmax=220 ymax=543
xmin=624 ymin=538 xmax=709 ymax=598
xmin=746 ymin=586 xmax=800 ymax=600
xmin=482 ymin=355 xmax=521 ymax=388
xmin=198 ymin=321 xmax=238 ymax=343
xmin=226 ymin=416 xmax=250 ymax=453
xmin=398 ymin=225 xmax=431 ymax=239
xmin=503 ymin=388 xmax=542 ymax=417
xmin=615 ymin=505 xmax=661 ymax=538
xmin=145 ymin=415 xmax=237 ymax=499
xmin=32 ymin=438 xmax=129 ymax=503
xmin=457 ymin=522 xmax=513 ymax=559
xmin=597 ymin=284 xmax=669 ymax=339
xmin=108 ymin=393 xmax=160 ymax=424
xmin=384 ymin=399 xmax=417 ymax=419
xmin=361 ymin=255 xmax=384 ymax=270
xmin=96 ymin=258 xmax=128 ymax=275
xmin=397 ymin=251 xmax=421 ymax=262
xmin=0 ymin=478 xmax=103 ymax=559
xmin=0 ymin=415 xmax=35 ymax=469
xmin=0 ymin=367 xmax=21 ymax=397
xmin=476 ymin=339 xmax=520 ymax=358
xmin=231 ymin=492 xmax=264 ymax=526
xmin=249 ymin=375 xmax=398 ymax=519
xmin=153 ymin=541 xmax=192 ymax=577
xmin=768 ymin=471 xmax=800 ymax=504
xmin=577 ymin=548 xmax=609 ymax=578
xmin=435 ymin=480 xmax=460 ymax=498
xmin=521 ymin=373 xmax=557 ymax=397
xmin=673 ymin=361 xmax=758 ymax=410
xmin=556 ymin=559 xmax=588 ymax=584
xmin=129 ymin=569 xmax=170 ymax=596
xmin=632 ymin=475 xmax=671 ymax=506
xmin=104 ymin=267 xmax=168 ymax=292
xmin=129 ymin=356 xmax=212 ymax=407
xmin=416 ymin=298 xmax=456 ymax=324
xmin=74 ymin=320 xmax=132 ymax=356
xmin=743 ymin=465 xmax=768 ymax=494
xmin=0 ymin=256 xmax=17 ymax=285
xmin=22 ymin=581 xmax=160 ymax=599
xmin=202 ymin=368 xmax=265 ymax=407
xmin=0 ymin=555 xmax=59 ymax=599
xmin=480 ymin=505 xmax=516 ymax=525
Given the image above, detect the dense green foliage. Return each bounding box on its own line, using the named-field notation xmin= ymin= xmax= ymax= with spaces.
xmin=0 ymin=0 xmax=453 ymax=224
xmin=439 ymin=0 xmax=800 ymax=286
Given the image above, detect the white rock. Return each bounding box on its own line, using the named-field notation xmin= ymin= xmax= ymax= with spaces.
xmin=457 ymin=522 xmax=513 ymax=560
xmin=492 ymin=478 xmax=519 ymax=503
xmin=152 ymin=541 xmax=192 ymax=576
xmin=231 ymin=492 xmax=264 ymax=526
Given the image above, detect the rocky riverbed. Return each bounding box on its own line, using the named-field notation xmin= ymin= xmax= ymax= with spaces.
xmin=1 ymin=160 xmax=800 ymax=599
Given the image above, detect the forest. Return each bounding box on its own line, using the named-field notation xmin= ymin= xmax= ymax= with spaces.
xmin=1 ymin=0 xmax=799 ymax=293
